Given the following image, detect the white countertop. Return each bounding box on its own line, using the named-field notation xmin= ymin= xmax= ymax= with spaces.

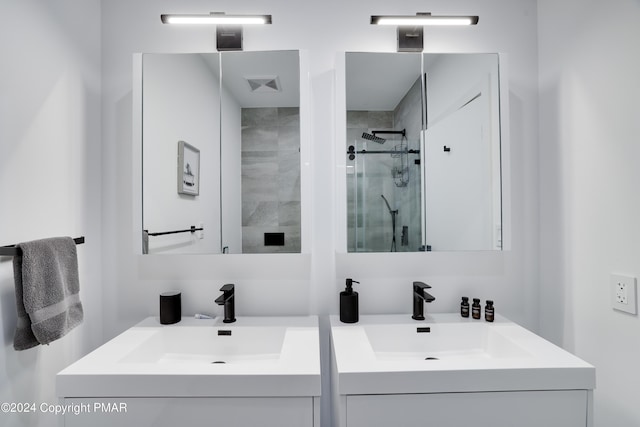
xmin=330 ymin=314 xmax=595 ymax=395
xmin=57 ymin=316 xmax=321 ymax=398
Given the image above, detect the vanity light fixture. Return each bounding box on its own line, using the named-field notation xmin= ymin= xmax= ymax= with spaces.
xmin=160 ymin=12 xmax=272 ymax=51
xmin=160 ymin=13 xmax=272 ymax=25
xmin=370 ymin=13 xmax=479 ymax=26
xmin=371 ymin=13 xmax=479 ymax=53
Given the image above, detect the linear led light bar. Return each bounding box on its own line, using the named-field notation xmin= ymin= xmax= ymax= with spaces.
xmin=371 ymin=13 xmax=478 ymax=26
xmin=161 ymin=13 xmax=272 ymax=25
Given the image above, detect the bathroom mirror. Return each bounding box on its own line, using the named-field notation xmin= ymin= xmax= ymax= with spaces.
xmin=220 ymin=51 xmax=301 ymax=254
xmin=345 ymin=52 xmax=502 ymax=252
xmin=142 ymin=51 xmax=301 ymax=254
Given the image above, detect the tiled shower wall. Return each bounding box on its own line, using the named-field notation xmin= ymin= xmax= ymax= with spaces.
xmin=241 ymin=107 xmax=301 ymax=253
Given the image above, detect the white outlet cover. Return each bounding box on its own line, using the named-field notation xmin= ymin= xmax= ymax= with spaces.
xmin=611 ymin=274 xmax=637 ymax=314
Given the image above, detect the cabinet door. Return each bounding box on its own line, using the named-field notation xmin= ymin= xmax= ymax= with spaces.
xmin=347 ymin=390 xmax=587 ymax=427
xmin=63 ymin=397 xmax=313 ymax=427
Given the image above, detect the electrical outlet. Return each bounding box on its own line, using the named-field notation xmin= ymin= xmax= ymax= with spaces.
xmin=611 ymin=274 xmax=637 ymax=314
xmin=616 ymin=281 xmax=628 ymax=304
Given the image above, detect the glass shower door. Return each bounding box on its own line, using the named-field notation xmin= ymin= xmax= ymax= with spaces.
xmin=347 ymin=135 xmax=422 ymax=252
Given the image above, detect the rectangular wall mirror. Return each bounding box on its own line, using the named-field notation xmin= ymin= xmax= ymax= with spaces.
xmin=345 ymin=52 xmax=503 ymax=252
xmin=141 ymin=50 xmax=301 ymax=254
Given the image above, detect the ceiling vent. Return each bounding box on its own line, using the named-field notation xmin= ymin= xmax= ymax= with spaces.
xmin=245 ymin=76 xmax=281 ymax=93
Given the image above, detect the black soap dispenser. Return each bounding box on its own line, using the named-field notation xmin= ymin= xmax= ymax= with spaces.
xmin=340 ymin=278 xmax=360 ymax=323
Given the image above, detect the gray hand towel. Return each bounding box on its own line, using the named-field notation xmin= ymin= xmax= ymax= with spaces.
xmin=13 ymin=237 xmax=84 ymax=350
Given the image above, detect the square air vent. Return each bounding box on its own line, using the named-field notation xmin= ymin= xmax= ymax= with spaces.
xmin=245 ymin=76 xmax=281 ymax=93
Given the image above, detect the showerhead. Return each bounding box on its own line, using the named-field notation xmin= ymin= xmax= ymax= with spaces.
xmin=362 ymin=132 xmax=386 ymax=144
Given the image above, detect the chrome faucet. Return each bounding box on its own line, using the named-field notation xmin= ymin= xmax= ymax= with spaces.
xmin=412 ymin=281 xmax=435 ymax=320
xmin=215 ymin=284 xmax=236 ymax=323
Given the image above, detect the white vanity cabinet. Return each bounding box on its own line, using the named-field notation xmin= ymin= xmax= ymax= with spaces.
xmin=330 ymin=314 xmax=595 ymax=427
xmin=57 ymin=316 xmax=321 ymax=427
xmin=341 ymin=391 xmax=588 ymax=427
xmin=60 ymin=397 xmax=317 ymax=427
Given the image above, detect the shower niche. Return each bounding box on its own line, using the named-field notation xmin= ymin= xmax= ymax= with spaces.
xmin=344 ymin=52 xmax=504 ymax=252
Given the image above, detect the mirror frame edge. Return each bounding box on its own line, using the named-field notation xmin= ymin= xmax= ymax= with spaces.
xmin=497 ymin=52 xmax=511 ymax=252
xmin=299 ymin=49 xmax=312 ymax=254
xmin=334 ymin=51 xmax=349 ymax=253
xmin=133 ymin=53 xmax=144 ymax=255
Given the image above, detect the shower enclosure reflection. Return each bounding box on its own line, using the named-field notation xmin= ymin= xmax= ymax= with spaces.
xmin=345 ymin=52 xmax=503 ymax=252
xmin=346 ymin=53 xmax=423 ymax=252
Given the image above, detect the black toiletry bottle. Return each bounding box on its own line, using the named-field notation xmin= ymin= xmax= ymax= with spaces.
xmin=461 ymin=296 xmax=470 ymax=318
xmin=340 ymin=278 xmax=360 ymax=323
xmin=472 ymin=298 xmax=481 ymax=319
xmin=485 ymin=300 xmax=495 ymax=322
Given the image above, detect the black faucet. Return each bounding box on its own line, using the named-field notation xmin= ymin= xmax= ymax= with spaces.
xmin=215 ymin=284 xmax=236 ymax=323
xmin=412 ymin=281 xmax=435 ymax=320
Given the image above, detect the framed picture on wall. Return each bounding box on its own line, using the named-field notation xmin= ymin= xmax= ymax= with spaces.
xmin=177 ymin=140 xmax=200 ymax=196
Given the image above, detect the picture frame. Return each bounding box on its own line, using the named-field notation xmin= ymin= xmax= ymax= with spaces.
xmin=177 ymin=140 xmax=200 ymax=196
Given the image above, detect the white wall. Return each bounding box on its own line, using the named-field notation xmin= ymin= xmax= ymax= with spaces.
xmin=425 ymin=97 xmax=493 ymax=250
xmin=101 ymin=1 xmax=539 ymax=426
xmin=0 ymin=1 xmax=102 ymax=426
xmin=538 ymin=0 xmax=640 ymax=425
xmin=142 ymin=53 xmax=221 ymax=254
xmin=423 ymin=54 xmax=501 ymax=251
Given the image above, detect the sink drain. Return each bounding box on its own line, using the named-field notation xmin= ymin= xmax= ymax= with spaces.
xmin=424 ymin=357 xmax=439 ymax=360
xmin=211 ymin=361 xmax=226 ymax=364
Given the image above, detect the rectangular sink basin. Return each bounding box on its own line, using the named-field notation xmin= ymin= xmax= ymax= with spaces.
xmin=57 ymin=316 xmax=320 ymax=398
xmin=364 ymin=322 xmax=532 ymax=361
xmin=330 ymin=314 xmax=595 ymax=395
xmin=119 ymin=324 xmax=286 ymax=365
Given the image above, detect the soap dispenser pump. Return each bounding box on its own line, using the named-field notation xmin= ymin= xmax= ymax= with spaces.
xmin=340 ymin=278 xmax=360 ymax=323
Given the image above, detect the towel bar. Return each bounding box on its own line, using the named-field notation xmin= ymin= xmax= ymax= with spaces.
xmin=0 ymin=237 xmax=85 ymax=257
xmin=145 ymin=226 xmax=203 ymax=237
